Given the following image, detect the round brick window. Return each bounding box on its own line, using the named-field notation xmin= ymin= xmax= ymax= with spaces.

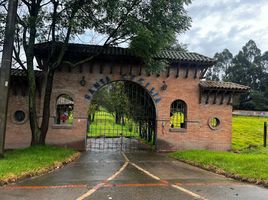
xmin=13 ymin=110 xmax=26 ymax=123
xmin=208 ymin=117 xmax=221 ymax=130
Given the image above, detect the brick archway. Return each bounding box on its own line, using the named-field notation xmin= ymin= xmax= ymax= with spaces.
xmin=86 ymin=80 xmax=157 ymax=151
xmin=5 ymin=43 xmax=249 ymax=151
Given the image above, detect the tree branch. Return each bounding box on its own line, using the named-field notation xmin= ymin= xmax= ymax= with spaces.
xmin=13 ymin=46 xmax=27 ymax=71
xmin=103 ymin=0 xmax=141 ymax=46
xmin=40 ymin=0 xmax=51 ymax=8
xmin=21 ymin=0 xmax=30 ymax=11
xmin=0 ymin=0 xmax=7 ymax=6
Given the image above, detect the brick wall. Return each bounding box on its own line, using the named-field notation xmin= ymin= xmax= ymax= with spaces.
xmin=5 ymin=62 xmax=232 ymax=151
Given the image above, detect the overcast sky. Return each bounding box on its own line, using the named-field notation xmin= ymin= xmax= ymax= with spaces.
xmin=180 ymin=0 xmax=268 ymax=57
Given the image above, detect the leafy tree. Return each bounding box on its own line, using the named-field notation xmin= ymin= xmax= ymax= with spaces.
xmin=207 ymin=49 xmax=233 ymax=81
xmin=228 ymin=40 xmax=268 ymax=110
xmin=0 ymin=0 xmax=192 ymax=145
xmin=90 ymin=81 xmax=130 ymax=124
xmin=210 ymin=40 xmax=268 ymax=111
xmin=224 ymin=40 xmax=264 ymax=90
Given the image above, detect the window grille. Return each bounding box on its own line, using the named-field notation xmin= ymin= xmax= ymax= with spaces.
xmin=170 ymin=100 xmax=187 ymax=128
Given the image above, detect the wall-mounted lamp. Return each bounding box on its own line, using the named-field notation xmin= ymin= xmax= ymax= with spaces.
xmin=161 ymin=81 xmax=167 ymax=91
xmin=80 ymin=76 xmax=86 ymax=86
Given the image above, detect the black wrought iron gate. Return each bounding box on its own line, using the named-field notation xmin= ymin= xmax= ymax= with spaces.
xmin=87 ymin=81 xmax=156 ymax=151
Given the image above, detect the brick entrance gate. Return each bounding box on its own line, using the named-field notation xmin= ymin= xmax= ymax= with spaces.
xmin=5 ymin=43 xmax=249 ymax=151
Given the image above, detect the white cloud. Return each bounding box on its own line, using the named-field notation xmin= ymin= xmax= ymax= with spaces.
xmin=180 ymin=0 xmax=268 ymax=57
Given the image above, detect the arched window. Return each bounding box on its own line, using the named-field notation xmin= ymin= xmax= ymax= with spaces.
xmin=170 ymin=100 xmax=187 ymax=129
xmin=56 ymin=94 xmax=74 ymax=125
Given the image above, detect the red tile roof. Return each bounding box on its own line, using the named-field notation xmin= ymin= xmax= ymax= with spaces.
xmin=200 ymin=80 xmax=250 ymax=91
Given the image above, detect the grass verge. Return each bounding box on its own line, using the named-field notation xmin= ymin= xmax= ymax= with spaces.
xmin=0 ymin=145 xmax=80 ymax=185
xmin=232 ymin=115 xmax=268 ymax=150
xmin=170 ymin=115 xmax=268 ymax=187
xmin=170 ymin=148 xmax=268 ymax=186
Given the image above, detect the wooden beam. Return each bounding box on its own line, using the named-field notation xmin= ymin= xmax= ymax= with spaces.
xmin=220 ymin=91 xmax=226 ymax=104
xmin=205 ymin=91 xmax=210 ymax=104
xmin=199 ymin=87 xmax=203 ymax=104
xmin=185 ymin=64 xmax=189 ymax=78
xmin=176 ymin=64 xmax=179 ymax=78
xmin=213 ymin=91 xmax=218 ymax=104
xmin=194 ymin=64 xmax=198 ymax=79
xmin=227 ymin=92 xmax=234 ymax=105
xmin=89 ymin=62 xmax=93 ymax=73
xmin=110 ymin=64 xmax=113 ymax=74
xmin=166 ymin=66 xmax=170 ymax=77
xmin=99 ymin=63 xmax=103 ymax=74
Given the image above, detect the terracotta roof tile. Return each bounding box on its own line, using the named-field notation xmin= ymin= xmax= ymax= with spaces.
xmin=200 ymin=80 xmax=250 ymax=91
xmin=11 ymin=68 xmax=43 ymax=77
xmin=34 ymin=42 xmax=216 ymax=66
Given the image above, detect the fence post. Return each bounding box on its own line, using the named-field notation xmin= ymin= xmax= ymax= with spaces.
xmin=264 ymin=122 xmax=267 ymax=147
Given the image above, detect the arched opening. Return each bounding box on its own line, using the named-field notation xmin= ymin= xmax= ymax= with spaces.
xmin=87 ymin=80 xmax=156 ymax=151
xmin=56 ymin=94 xmax=74 ymax=125
xmin=170 ymin=100 xmax=187 ymax=129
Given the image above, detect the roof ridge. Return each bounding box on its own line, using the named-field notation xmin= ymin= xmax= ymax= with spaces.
xmin=34 ymin=42 xmax=216 ymax=65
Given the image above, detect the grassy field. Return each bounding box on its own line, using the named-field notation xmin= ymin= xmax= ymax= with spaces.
xmin=171 ymin=115 xmax=268 ymax=185
xmin=0 ymin=145 xmax=77 ymax=184
xmin=88 ymin=110 xmax=139 ymax=138
xmin=232 ymin=115 xmax=267 ymax=150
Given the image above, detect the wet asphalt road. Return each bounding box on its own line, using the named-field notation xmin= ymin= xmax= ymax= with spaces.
xmin=1 ymin=151 xmax=268 ymax=200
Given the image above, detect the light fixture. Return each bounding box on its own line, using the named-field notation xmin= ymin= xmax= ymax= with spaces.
xmin=80 ymin=76 xmax=86 ymax=86
xmin=161 ymin=81 xmax=167 ymax=91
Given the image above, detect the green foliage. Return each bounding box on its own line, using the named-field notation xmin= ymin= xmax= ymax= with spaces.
xmin=208 ymin=40 xmax=268 ymax=111
xmin=4 ymin=0 xmax=192 ymax=64
xmin=207 ymin=49 xmax=233 ymax=81
xmin=91 ymin=82 xmax=130 ymax=122
xmin=0 ymin=145 xmax=75 ymax=182
xmin=129 ymin=0 xmax=192 ymax=72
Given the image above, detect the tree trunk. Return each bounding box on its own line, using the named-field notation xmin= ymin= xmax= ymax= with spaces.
xmin=40 ymin=69 xmax=54 ymax=144
xmin=27 ymin=17 xmax=41 ymax=145
xmin=28 ymin=59 xmax=41 ymax=145
xmin=115 ymin=113 xmax=120 ymax=124
xmin=121 ymin=115 xmax=125 ymax=125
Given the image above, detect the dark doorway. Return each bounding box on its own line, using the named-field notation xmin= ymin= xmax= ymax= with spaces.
xmin=87 ymin=81 xmax=156 ymax=151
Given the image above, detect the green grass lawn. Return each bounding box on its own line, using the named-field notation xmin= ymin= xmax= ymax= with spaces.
xmin=170 ymin=115 xmax=268 ymax=185
xmin=232 ymin=115 xmax=267 ymax=150
xmin=88 ymin=110 xmax=139 ymax=138
xmin=0 ymin=145 xmax=77 ymax=184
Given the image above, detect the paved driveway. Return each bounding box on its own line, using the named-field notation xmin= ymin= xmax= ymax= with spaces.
xmin=1 ymin=151 xmax=268 ymax=200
